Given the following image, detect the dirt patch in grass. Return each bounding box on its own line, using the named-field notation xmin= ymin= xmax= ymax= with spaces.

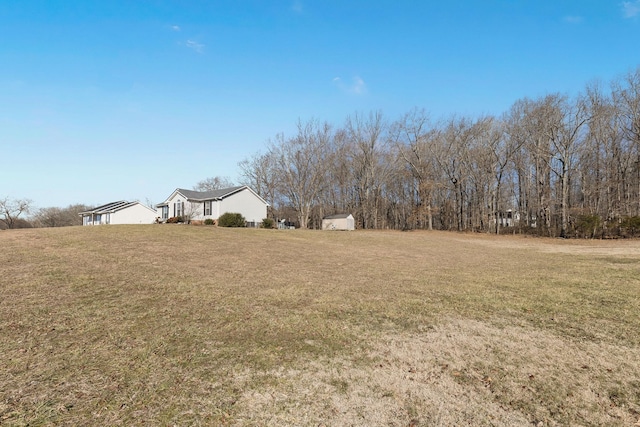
xmin=1 ymin=227 xmax=639 ymax=426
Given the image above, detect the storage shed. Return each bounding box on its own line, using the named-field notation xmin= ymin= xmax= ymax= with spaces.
xmin=322 ymin=213 xmax=355 ymax=231
xmin=79 ymin=201 xmax=157 ymax=225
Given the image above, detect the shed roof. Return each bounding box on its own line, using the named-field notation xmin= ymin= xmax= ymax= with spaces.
xmin=323 ymin=213 xmax=353 ymax=219
xmin=79 ymin=201 xmax=140 ymax=215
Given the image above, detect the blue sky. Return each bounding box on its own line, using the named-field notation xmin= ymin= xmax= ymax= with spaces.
xmin=1 ymin=1 xmax=639 ymax=209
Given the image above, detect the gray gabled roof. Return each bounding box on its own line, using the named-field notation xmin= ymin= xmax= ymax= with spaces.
xmin=79 ymin=201 xmax=138 ymax=215
xmin=157 ymin=185 xmax=269 ymax=207
xmin=176 ymin=186 xmax=246 ymax=201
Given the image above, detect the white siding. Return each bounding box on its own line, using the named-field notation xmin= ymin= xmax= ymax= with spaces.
xmin=185 ymin=201 xmax=203 ymax=220
xmin=160 ymin=192 xmax=191 ymax=219
xmin=219 ymin=188 xmax=267 ymax=223
xmin=82 ymin=202 xmax=157 ymax=225
xmin=322 ymin=215 xmax=355 ymax=231
xmin=110 ymin=203 xmax=157 ymax=225
xmin=214 ymin=200 xmax=221 ymax=219
xmin=199 ymin=200 xmax=222 ymax=221
xmin=157 ymin=187 xmax=268 ymax=223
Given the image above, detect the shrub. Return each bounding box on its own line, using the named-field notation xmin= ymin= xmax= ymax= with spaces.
xmin=166 ymin=216 xmax=183 ymax=224
xmin=261 ymin=218 xmax=275 ymax=229
xmin=218 ymin=212 xmax=246 ymax=227
xmin=621 ymin=216 xmax=640 ymax=237
xmin=204 ymin=218 xmax=216 ymax=226
xmin=574 ymin=214 xmax=601 ymax=238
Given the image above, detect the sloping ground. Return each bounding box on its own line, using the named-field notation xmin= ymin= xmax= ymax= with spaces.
xmin=1 ymin=226 xmax=639 ymax=426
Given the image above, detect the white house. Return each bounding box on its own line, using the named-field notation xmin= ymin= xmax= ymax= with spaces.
xmin=492 ymin=209 xmax=533 ymax=228
xmin=79 ymin=201 xmax=158 ymax=226
xmin=322 ymin=213 xmax=355 ymax=231
xmin=156 ymin=186 xmax=269 ymax=226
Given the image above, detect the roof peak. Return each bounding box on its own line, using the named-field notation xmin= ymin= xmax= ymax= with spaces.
xmin=176 ymin=186 xmax=246 ymax=200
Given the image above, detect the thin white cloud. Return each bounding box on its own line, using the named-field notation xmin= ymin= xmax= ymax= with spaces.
xmin=333 ymin=76 xmax=368 ymax=95
xmin=171 ymin=25 xmax=181 ymax=31
xmin=292 ymin=1 xmax=303 ymax=13
xmin=351 ymin=76 xmax=367 ymax=95
xmin=185 ymin=40 xmax=205 ymax=53
xmin=564 ymin=15 xmax=584 ymax=24
xmin=622 ymin=0 xmax=640 ymax=18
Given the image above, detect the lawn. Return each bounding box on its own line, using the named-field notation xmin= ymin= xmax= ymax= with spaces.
xmin=1 ymin=225 xmax=639 ymax=426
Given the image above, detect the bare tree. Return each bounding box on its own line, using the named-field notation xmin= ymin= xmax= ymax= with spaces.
xmin=429 ymin=116 xmax=476 ymax=231
xmin=459 ymin=116 xmax=512 ymax=233
xmin=505 ymin=99 xmax=533 ymax=230
xmin=0 ymin=197 xmax=33 ymax=229
xmin=612 ymin=67 xmax=640 ymax=216
xmin=238 ymin=151 xmax=280 ymax=215
xmin=270 ymin=119 xmax=333 ymax=229
xmin=514 ymin=97 xmax=556 ymax=235
xmin=194 ymin=176 xmax=235 ymax=192
xmin=33 ymin=204 xmax=90 ymax=227
xmin=345 ymin=111 xmax=389 ymax=229
xmin=316 ymin=129 xmax=356 ymax=218
xmin=390 ymin=108 xmax=438 ymax=230
xmin=584 ymin=80 xmax=629 ymax=225
xmin=182 ymin=201 xmax=201 ymax=224
xmin=540 ymin=94 xmax=589 ymax=237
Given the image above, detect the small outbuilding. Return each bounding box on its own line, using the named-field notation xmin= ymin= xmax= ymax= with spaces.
xmin=79 ymin=201 xmax=157 ymax=225
xmin=322 ymin=213 xmax=355 ymax=231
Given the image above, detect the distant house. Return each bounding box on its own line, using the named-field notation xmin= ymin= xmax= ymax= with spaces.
xmin=496 ymin=209 xmax=517 ymax=227
xmin=79 ymin=201 xmax=157 ymax=226
xmin=156 ymin=186 xmax=268 ymax=226
xmin=322 ymin=213 xmax=355 ymax=231
xmin=277 ymin=219 xmax=296 ymax=230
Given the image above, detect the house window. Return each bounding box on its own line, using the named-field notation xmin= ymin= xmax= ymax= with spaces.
xmin=95 ymin=214 xmax=101 ymax=224
xmin=174 ymin=200 xmax=183 ymax=217
xmin=204 ymin=201 xmax=211 ymax=216
xmin=162 ymin=206 xmax=169 ymax=219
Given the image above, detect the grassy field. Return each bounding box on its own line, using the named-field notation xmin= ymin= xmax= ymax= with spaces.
xmin=1 ymin=225 xmax=639 ymax=426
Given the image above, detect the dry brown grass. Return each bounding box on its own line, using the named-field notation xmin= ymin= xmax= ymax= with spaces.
xmin=1 ymin=226 xmax=639 ymax=426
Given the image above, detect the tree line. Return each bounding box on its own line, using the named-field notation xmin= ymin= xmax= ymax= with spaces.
xmin=0 ymin=197 xmax=91 ymax=229
xmin=238 ymin=67 xmax=640 ymax=237
xmin=4 ymin=67 xmax=639 ymax=238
